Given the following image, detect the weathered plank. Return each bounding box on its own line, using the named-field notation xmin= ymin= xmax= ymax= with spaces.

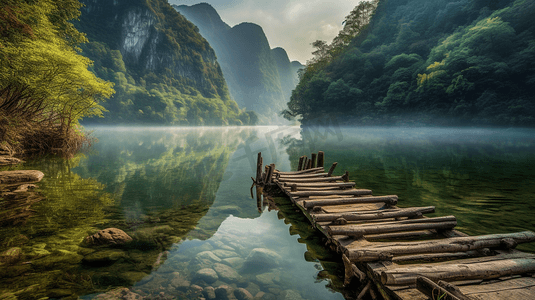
xmin=276 ymin=167 xmax=324 ymax=175
xmin=291 ymin=189 xmax=373 ymax=197
xmin=284 ymin=182 xmax=356 ymax=188
xmin=278 ymin=172 xmax=329 ymax=179
xmin=345 ymin=231 xmax=535 ymax=262
xmin=330 ymin=220 xmax=457 ymax=238
xmin=304 ymin=195 xmax=397 ymax=208
xmin=458 ymin=276 xmax=535 ymax=299
xmin=278 ymin=176 xmax=343 ymax=183
xmin=313 ymin=206 xmax=433 ymax=222
xmin=381 ymin=257 xmax=535 ymax=286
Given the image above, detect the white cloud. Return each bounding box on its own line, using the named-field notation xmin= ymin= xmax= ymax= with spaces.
xmin=169 ymin=0 xmax=362 ymax=63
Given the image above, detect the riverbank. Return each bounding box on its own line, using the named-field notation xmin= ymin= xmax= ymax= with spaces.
xmin=0 ymin=113 xmax=93 ymax=158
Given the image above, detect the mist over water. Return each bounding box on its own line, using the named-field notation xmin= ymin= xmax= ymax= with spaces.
xmin=286 ymin=126 xmax=535 ymax=252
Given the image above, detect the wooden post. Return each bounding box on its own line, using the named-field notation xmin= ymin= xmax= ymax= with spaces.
xmin=307 ymin=159 xmax=312 ymax=170
xmin=342 ymin=171 xmax=349 ymax=182
xmin=311 ymin=153 xmax=317 ymax=169
xmin=317 ymin=151 xmax=324 ymax=168
xmin=266 ymin=163 xmax=275 ymax=184
xmin=298 ymin=156 xmax=305 ymax=171
xmin=256 ymin=152 xmax=263 ymax=184
xmin=303 ymin=157 xmax=309 ymax=170
xmin=327 ymin=162 xmax=337 ymax=177
xmin=291 ymin=184 xmax=297 ymax=192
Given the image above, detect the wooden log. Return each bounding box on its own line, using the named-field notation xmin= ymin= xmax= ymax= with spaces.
xmin=416 ymin=277 xmax=464 ymax=300
xmin=327 ymin=162 xmax=337 ymax=177
xmin=276 ymin=167 xmax=324 ymax=175
xmin=357 ymin=281 xmax=372 ymax=300
xmin=313 ymin=206 xmax=435 ymax=222
xmin=437 ymin=280 xmax=473 ymax=300
xmin=256 ymin=152 xmax=263 ymax=184
xmin=290 ymin=184 xmax=297 ymax=192
xmin=306 ymin=158 xmax=312 ymax=170
xmin=346 ymin=231 xmax=535 ymax=262
xmin=278 ymin=172 xmax=329 ymax=179
xmin=304 ymin=195 xmax=397 ymax=208
xmin=381 ymin=257 xmax=535 ymax=286
xmin=278 ymin=176 xmax=344 ymax=183
xmin=298 ymin=156 xmax=304 ymax=171
xmin=284 ymin=182 xmax=356 ymax=188
xmin=289 ymin=186 xmax=343 ymax=191
xmin=291 ymin=189 xmax=372 ymax=198
xmin=311 ymin=153 xmax=317 ymax=169
xmin=329 ymin=221 xmax=457 ymax=238
xmin=317 ymin=151 xmax=325 ymax=168
xmin=392 ymin=251 xmax=481 ymax=264
xmin=342 ymin=171 xmax=349 ymax=182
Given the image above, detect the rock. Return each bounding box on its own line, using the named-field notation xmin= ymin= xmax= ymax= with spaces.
xmin=82 ymin=249 xmax=126 ymax=266
xmin=222 ymin=257 xmax=245 ymax=269
xmin=84 ymin=228 xmax=133 ymax=246
xmin=255 ymin=271 xmax=281 ymax=286
xmin=283 ymin=290 xmax=304 ymax=300
xmin=244 ymin=248 xmax=282 ymax=271
xmin=170 ymin=272 xmax=190 ymax=291
xmin=255 ymin=292 xmax=266 ymax=299
xmin=119 ymin=272 xmax=148 ymax=286
xmin=213 ymin=263 xmax=240 ymax=282
xmin=244 ymin=283 xmax=260 ymax=297
xmin=0 ymin=247 xmax=23 ymax=264
xmin=234 ymin=288 xmax=254 ymax=300
xmin=195 ymin=250 xmax=222 ymax=267
xmin=190 ymin=284 xmax=204 ymax=293
xmin=13 ymin=184 xmax=37 ymax=193
xmin=214 ymin=285 xmax=233 ymax=300
xmin=93 ymin=287 xmax=143 ymax=300
xmin=260 ymin=293 xmax=276 ymax=300
xmin=0 ymin=170 xmax=43 ymax=184
xmin=212 ymin=249 xmax=238 ymax=259
xmin=203 ymin=286 xmax=217 ymax=300
xmin=0 ymin=156 xmax=22 ymax=166
xmin=195 ymin=268 xmax=218 ymax=284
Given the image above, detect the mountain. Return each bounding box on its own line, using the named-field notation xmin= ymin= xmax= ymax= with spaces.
xmin=174 ymin=3 xmax=303 ymax=124
xmin=75 ymin=0 xmax=257 ymax=125
xmin=286 ymin=0 xmax=535 ymax=126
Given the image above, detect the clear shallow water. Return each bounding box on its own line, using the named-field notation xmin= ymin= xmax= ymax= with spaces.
xmin=0 ymin=126 xmax=345 ymax=299
xmin=1 ymin=126 xmax=535 ymax=299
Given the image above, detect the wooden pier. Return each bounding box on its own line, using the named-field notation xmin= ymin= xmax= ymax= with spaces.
xmin=255 ymin=151 xmax=535 ymax=300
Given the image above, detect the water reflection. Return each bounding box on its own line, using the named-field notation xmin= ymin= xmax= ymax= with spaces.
xmin=283 ymin=127 xmax=535 ymax=252
xmin=0 ymin=126 xmax=347 ymax=299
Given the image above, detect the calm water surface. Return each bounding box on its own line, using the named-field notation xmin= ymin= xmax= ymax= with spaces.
xmin=1 ymin=126 xmax=534 ymax=299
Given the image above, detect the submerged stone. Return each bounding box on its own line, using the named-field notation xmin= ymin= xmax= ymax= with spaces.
xmin=234 ymin=287 xmax=254 ymax=300
xmin=214 ymin=285 xmax=233 ymax=300
xmin=195 ymin=268 xmax=218 ymax=284
xmin=0 ymin=247 xmax=23 ymax=264
xmin=213 ymin=263 xmax=240 ymax=282
xmin=244 ymin=248 xmax=282 ymax=271
xmin=84 ymin=228 xmax=133 ymax=246
xmin=195 ymin=250 xmax=222 ymax=266
xmin=212 ymin=249 xmax=238 ymax=259
xmin=170 ymin=272 xmax=190 ymax=291
xmin=222 ymin=257 xmax=244 ymax=269
xmin=203 ymin=286 xmax=216 ymax=300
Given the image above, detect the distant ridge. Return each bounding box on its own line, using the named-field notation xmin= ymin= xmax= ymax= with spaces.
xmin=174 ymin=3 xmax=303 ymax=124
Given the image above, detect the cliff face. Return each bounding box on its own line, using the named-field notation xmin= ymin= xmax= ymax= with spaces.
xmin=174 ymin=3 xmax=302 ymax=124
xmin=76 ymin=0 xmax=256 ymax=125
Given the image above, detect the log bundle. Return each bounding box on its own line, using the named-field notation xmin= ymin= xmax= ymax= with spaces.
xmin=256 ymin=151 xmax=535 ymax=300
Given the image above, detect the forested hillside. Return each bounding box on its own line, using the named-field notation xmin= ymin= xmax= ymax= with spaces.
xmin=76 ymin=0 xmax=257 ymax=125
xmin=286 ymin=0 xmax=535 ymax=126
xmin=174 ymin=3 xmax=303 ymax=124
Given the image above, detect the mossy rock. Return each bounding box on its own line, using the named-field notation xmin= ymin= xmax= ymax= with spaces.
xmin=0 ymin=247 xmax=23 ymax=264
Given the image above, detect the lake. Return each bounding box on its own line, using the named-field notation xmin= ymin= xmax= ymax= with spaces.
xmin=1 ymin=126 xmax=534 ymax=299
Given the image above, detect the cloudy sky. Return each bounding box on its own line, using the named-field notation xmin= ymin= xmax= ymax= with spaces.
xmin=168 ymin=0 xmax=362 ymax=63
